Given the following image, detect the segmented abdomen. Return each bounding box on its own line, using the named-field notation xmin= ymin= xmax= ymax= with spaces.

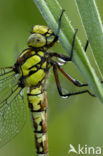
xmin=27 ymin=86 xmax=48 ymax=156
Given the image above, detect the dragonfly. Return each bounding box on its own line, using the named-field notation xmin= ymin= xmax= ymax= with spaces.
xmin=0 ymin=9 xmax=96 ymax=156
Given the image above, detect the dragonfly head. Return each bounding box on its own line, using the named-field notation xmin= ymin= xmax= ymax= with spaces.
xmin=27 ymin=25 xmax=58 ymax=49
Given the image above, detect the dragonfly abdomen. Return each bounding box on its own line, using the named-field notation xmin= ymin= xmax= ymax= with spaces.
xmin=27 ymin=86 xmax=48 ymax=156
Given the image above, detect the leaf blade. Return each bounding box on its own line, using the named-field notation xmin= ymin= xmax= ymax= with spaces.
xmin=33 ymin=0 xmax=103 ymax=102
xmin=75 ymin=0 xmax=103 ymax=75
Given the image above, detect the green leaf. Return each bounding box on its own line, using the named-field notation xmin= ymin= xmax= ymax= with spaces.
xmin=75 ymin=0 xmax=103 ymax=75
xmin=33 ymin=0 xmax=103 ymax=102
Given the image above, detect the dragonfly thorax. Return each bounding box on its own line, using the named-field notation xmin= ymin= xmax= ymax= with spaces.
xmin=14 ymin=48 xmax=51 ymax=88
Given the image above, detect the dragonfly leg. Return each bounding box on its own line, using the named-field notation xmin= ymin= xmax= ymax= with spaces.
xmin=48 ymin=29 xmax=78 ymax=62
xmin=56 ymin=65 xmax=88 ymax=87
xmin=53 ymin=64 xmax=95 ymax=98
xmin=68 ymin=29 xmax=78 ymax=61
xmin=56 ymin=9 xmax=65 ymax=36
xmin=49 ymin=32 xmax=90 ymax=63
xmin=84 ymin=40 xmax=89 ymax=52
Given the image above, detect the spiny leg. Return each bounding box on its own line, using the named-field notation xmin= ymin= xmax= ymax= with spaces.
xmin=54 ymin=8 xmax=79 ymax=61
xmin=53 ymin=64 xmax=95 ymax=98
xmin=51 ymin=9 xmax=98 ymax=97
xmin=84 ymin=40 xmax=89 ymax=52
xmin=49 ymin=37 xmax=90 ymax=87
xmin=49 ymin=29 xmax=78 ymax=62
xmin=50 ymin=35 xmax=89 ymax=62
xmin=55 ymin=8 xmax=89 ymax=58
xmin=56 ymin=9 xmax=65 ymax=36
xmin=49 ymin=52 xmax=71 ymax=62
xmin=68 ymin=29 xmax=78 ymax=61
xmin=56 ymin=65 xmax=103 ymax=89
xmin=49 ymin=51 xmax=89 ymax=87
xmin=70 ymin=31 xmax=89 ymax=56
xmin=56 ymin=64 xmax=88 ymax=87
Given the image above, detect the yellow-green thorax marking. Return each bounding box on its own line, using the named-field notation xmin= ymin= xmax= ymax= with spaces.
xmin=14 ymin=25 xmax=58 ymax=156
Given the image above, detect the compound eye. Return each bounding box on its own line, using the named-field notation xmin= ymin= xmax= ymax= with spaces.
xmin=27 ymin=33 xmax=46 ymax=48
xmin=37 ymin=38 xmax=41 ymax=42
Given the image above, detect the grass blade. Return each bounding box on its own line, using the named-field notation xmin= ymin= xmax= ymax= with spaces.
xmin=75 ymin=0 xmax=103 ymax=75
xmin=33 ymin=0 xmax=103 ymax=102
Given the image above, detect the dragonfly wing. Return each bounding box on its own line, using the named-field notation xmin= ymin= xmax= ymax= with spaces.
xmin=0 ymin=67 xmax=18 ymax=103
xmin=0 ymin=67 xmax=26 ymax=147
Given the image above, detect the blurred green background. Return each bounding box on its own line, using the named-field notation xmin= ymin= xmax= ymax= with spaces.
xmin=0 ymin=0 xmax=103 ymax=156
